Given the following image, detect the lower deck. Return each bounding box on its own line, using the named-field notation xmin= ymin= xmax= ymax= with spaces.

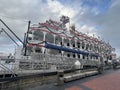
xmin=0 ymin=53 xmax=101 ymax=77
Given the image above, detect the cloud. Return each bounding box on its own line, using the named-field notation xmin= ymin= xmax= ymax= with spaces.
xmin=47 ymin=0 xmax=77 ymax=18
xmin=76 ymin=0 xmax=120 ymax=56
xmin=93 ymin=0 xmax=120 ymax=48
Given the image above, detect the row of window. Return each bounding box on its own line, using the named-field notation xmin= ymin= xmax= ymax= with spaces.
xmin=66 ymin=53 xmax=98 ymax=60
xmin=29 ymin=46 xmax=98 ymax=60
xmin=27 ymin=45 xmax=111 ymax=61
xmin=63 ymin=42 xmax=103 ymax=53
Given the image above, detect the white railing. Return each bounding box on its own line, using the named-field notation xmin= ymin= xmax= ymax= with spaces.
xmin=0 ymin=54 xmax=100 ymax=75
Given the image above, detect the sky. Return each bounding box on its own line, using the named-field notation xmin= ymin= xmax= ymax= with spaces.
xmin=0 ymin=0 xmax=120 ymax=57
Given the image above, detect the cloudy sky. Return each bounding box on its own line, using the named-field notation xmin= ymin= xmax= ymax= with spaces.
xmin=0 ymin=0 xmax=120 ymax=56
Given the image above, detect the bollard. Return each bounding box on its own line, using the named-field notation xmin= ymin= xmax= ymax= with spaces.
xmin=56 ymin=70 xmax=64 ymax=85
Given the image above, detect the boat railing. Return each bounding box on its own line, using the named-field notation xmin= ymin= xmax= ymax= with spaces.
xmin=0 ymin=59 xmax=17 ymax=76
xmin=0 ymin=53 xmax=100 ymax=75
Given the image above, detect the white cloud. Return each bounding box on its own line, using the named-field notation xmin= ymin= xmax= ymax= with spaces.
xmin=47 ymin=0 xmax=77 ymax=18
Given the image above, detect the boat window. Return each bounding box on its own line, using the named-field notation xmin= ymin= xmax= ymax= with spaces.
xmin=64 ymin=39 xmax=69 ymax=46
xmin=35 ymin=49 xmax=42 ymax=53
xmin=59 ymin=50 xmax=61 ymax=53
xmin=5 ymin=60 xmax=11 ymax=63
xmin=28 ymin=37 xmax=32 ymax=40
xmin=77 ymin=42 xmax=80 ymax=48
xmin=45 ymin=33 xmax=54 ymax=43
xmin=82 ymin=46 xmax=84 ymax=49
xmin=71 ymin=40 xmax=75 ymax=48
xmin=73 ymin=54 xmax=76 ymax=58
xmin=48 ymin=49 xmax=59 ymax=55
xmin=96 ymin=57 xmax=98 ymax=59
xmin=55 ymin=35 xmax=62 ymax=45
xmin=60 ymin=42 xmax=64 ymax=46
xmin=78 ymin=54 xmax=80 ymax=58
xmin=86 ymin=44 xmax=89 ymax=50
xmin=83 ymin=55 xmax=85 ymax=59
xmin=73 ymin=44 xmax=75 ymax=47
xmin=89 ymin=44 xmax=92 ymax=50
xmin=90 ymin=56 xmax=92 ymax=60
xmin=35 ymin=47 xmax=42 ymax=53
xmin=67 ymin=43 xmax=70 ymax=46
xmin=33 ymin=31 xmax=43 ymax=41
xmin=67 ymin=53 xmax=70 ymax=57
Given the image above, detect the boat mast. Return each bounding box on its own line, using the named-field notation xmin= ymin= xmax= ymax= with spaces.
xmin=24 ymin=21 xmax=31 ymax=56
